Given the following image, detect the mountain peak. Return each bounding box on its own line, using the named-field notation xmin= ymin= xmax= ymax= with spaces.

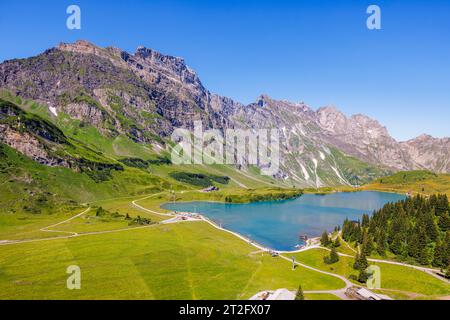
xmin=58 ymin=40 xmax=101 ymax=54
xmin=316 ymin=105 xmax=341 ymax=113
xmin=0 ymin=40 xmax=448 ymax=175
xmin=416 ymin=133 xmax=433 ymax=140
xmin=134 ymin=46 xmax=186 ymax=65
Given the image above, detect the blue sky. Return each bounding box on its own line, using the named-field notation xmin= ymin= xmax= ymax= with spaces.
xmin=0 ymin=0 xmax=449 ymax=141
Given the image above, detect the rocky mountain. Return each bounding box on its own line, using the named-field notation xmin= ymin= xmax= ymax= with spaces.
xmin=401 ymin=135 xmax=450 ymax=173
xmin=0 ymin=40 xmax=448 ymax=187
xmin=314 ymin=107 xmax=415 ymax=170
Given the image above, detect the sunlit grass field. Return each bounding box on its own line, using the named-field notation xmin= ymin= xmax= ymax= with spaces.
xmin=294 ymin=248 xmax=450 ymax=299
xmin=0 ymin=221 xmax=344 ymax=299
xmin=362 ymin=170 xmax=450 ymax=196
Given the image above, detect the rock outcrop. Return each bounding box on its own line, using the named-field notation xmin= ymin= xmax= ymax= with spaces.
xmin=0 ymin=40 xmax=448 ymax=186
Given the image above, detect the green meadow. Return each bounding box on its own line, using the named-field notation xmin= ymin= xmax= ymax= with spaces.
xmin=294 ymin=248 xmax=450 ymax=299
xmin=0 ymin=220 xmax=344 ymax=300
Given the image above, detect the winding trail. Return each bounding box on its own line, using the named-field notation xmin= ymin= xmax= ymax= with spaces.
xmin=132 ymin=192 xmax=175 ymax=217
xmin=1 ymin=190 xmax=449 ymax=300
xmin=39 ymin=208 xmax=91 ymax=236
xmin=278 ymin=254 xmax=353 ymax=300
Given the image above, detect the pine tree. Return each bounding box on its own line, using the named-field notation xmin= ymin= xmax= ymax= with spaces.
xmin=333 ymin=237 xmax=341 ymax=248
xmin=438 ymin=213 xmax=450 ymax=232
xmin=357 ymin=269 xmax=369 ymax=283
xmin=423 ymin=209 xmax=439 ymax=242
xmin=390 ymin=233 xmax=405 ymax=256
xmin=432 ymin=240 xmax=446 ymax=268
xmin=416 ymin=223 xmax=430 ymax=265
xmin=435 ymin=194 xmax=449 ymax=217
xmin=376 ymin=229 xmax=387 ymax=256
xmin=353 ymin=252 xmax=360 ymax=270
xmin=329 ymin=247 xmax=339 ymax=263
xmin=320 ymin=231 xmax=330 ymax=247
xmin=359 ymin=253 xmax=368 ymax=270
xmin=362 ymin=214 xmax=370 ymax=228
xmin=342 ymin=218 xmax=350 ymax=240
xmin=443 ymin=232 xmax=450 ymax=267
xmin=353 ymin=252 xmax=368 ymax=271
xmin=361 ymin=231 xmax=374 ymax=256
xmin=295 ymin=285 xmax=304 ymax=300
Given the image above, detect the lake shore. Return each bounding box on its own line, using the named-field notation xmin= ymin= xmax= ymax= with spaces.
xmin=161 ymin=191 xmax=406 ymax=252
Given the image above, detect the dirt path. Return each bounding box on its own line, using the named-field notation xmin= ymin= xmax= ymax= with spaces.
xmin=278 ymin=254 xmax=353 ymax=300
xmin=319 ymin=247 xmax=449 ymax=284
xmin=2 ymin=190 xmax=448 ymax=296
xmin=39 ymin=208 xmax=91 ymax=236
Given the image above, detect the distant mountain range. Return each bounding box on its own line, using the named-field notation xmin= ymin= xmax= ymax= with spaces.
xmin=0 ymin=40 xmax=448 ymax=187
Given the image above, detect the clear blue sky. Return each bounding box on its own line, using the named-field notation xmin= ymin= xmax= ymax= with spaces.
xmin=1 ymin=0 xmax=449 ymax=141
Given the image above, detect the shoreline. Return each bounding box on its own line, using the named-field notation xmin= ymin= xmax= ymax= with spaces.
xmin=137 ymin=189 xmax=408 ymax=254
xmin=197 ymin=213 xmax=321 ymax=254
xmin=133 ymin=193 xmax=319 ymax=254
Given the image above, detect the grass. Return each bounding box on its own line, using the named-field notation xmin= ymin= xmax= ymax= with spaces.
xmin=1 ymin=93 xmax=449 ymax=299
xmin=294 ymin=248 xmax=450 ymax=299
xmin=334 ymin=237 xmax=358 ymax=256
xmin=1 ymin=185 xmax=449 ymax=299
xmin=0 ymin=209 xmax=83 ymax=241
xmin=304 ymin=293 xmax=342 ymax=300
xmin=0 ymin=221 xmax=344 ymax=300
xmin=0 ymin=142 xmax=182 ymax=215
xmin=363 ymin=170 xmax=450 ymax=196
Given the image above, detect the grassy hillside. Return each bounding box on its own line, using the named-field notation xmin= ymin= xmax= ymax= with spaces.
xmin=0 ymin=96 xmax=291 ymax=215
xmin=362 ymin=170 xmax=450 ymax=196
xmin=0 ymin=143 xmax=178 ymax=214
xmin=0 ymin=221 xmax=344 ymax=299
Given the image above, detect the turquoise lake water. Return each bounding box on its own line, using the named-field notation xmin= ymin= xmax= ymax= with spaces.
xmin=162 ymin=191 xmax=406 ymax=251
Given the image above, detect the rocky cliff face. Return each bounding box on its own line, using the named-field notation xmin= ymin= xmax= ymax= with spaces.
xmin=401 ymin=135 xmax=450 ymax=173
xmin=0 ymin=40 xmax=448 ymax=186
xmin=313 ymin=107 xmax=416 ymax=171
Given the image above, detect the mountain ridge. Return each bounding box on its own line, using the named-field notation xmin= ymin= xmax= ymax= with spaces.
xmin=0 ymin=40 xmax=448 ymax=188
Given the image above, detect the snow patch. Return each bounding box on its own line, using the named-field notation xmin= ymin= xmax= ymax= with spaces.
xmin=319 ymin=151 xmax=325 ymax=160
xmin=322 ymin=146 xmax=331 ymax=154
xmin=299 ymin=163 xmax=310 ymax=180
xmin=311 ymin=158 xmax=323 ymax=188
xmin=49 ymin=106 xmax=58 ymax=116
xmin=331 ymin=165 xmax=350 ymax=186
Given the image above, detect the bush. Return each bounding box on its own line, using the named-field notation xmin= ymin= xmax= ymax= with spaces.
xmin=323 ymin=247 xmax=340 ymax=264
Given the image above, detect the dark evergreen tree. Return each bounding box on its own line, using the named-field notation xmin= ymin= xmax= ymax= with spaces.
xmin=432 ymin=240 xmax=447 ymax=268
xmin=295 ymin=285 xmax=305 ymax=300
xmin=362 ymin=214 xmax=370 ymax=228
xmin=353 ymin=251 xmax=368 ymax=271
xmin=329 ymin=247 xmax=339 ymax=264
xmin=357 ymin=269 xmax=369 ymax=283
xmin=320 ymin=231 xmax=331 ymax=247
xmin=438 ymin=213 xmax=450 ymax=232
xmin=333 ymin=237 xmax=341 ymax=248
xmin=422 ymin=209 xmax=439 ymax=242
xmin=376 ymin=229 xmax=387 ymax=256
xmin=340 ymin=194 xmax=450 ymax=266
